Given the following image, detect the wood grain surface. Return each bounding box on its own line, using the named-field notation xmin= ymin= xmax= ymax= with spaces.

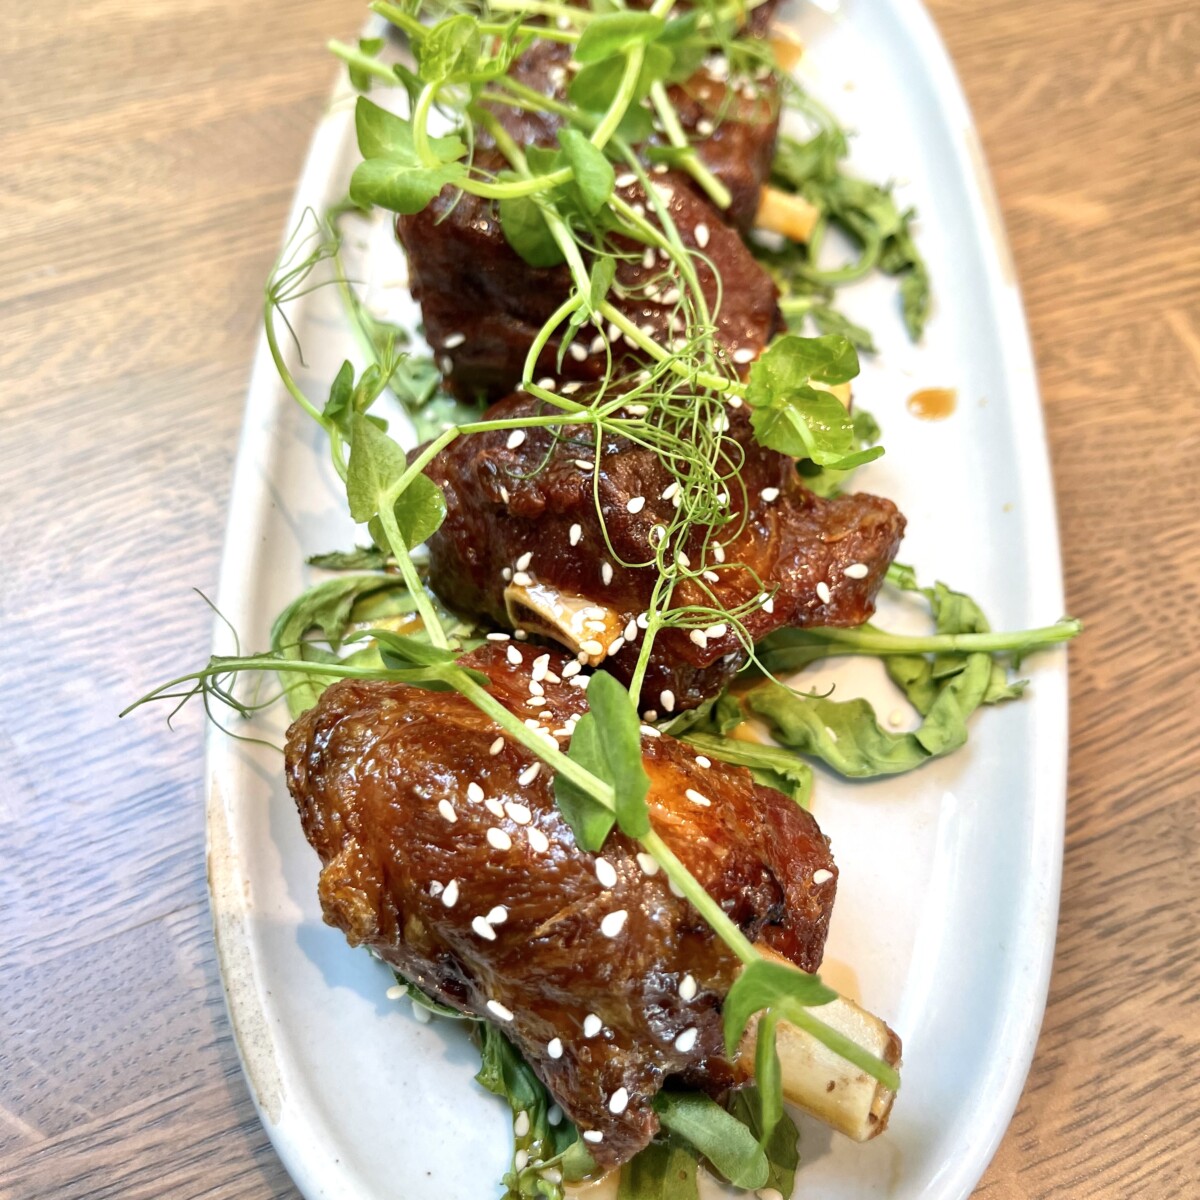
xmin=1 ymin=1 xmax=1197 ymax=1197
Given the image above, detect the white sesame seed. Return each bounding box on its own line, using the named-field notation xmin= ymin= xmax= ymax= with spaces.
xmin=689 ymin=629 xmax=708 ymax=648
xmin=527 ymin=827 xmax=550 ymax=853
xmin=580 ymin=638 xmax=604 ymax=656
xmin=706 ymin=623 xmax=727 ymax=639
xmin=642 ymin=246 xmax=656 ymax=270
xmin=514 ymin=1110 xmax=531 ymax=1138
xmin=443 ymin=331 xmax=466 ymax=349
xmin=626 ymin=495 xmax=646 ymax=514
xmin=676 ymin=550 xmax=691 ymax=569
xmin=642 ymin=710 xmax=658 ymax=723
xmin=467 ymin=781 xmax=484 ymax=803
xmin=438 ymin=800 xmax=457 ymax=823
xmin=695 ymin=755 xmax=711 ymax=769
xmin=636 ymin=852 xmax=660 ymax=876
xmin=512 ymin=570 xmax=533 ymax=587
xmin=607 ymin=636 xmax=625 ymax=656
xmin=501 ymin=567 xmax=513 ymax=582
xmin=569 ymin=342 xmax=588 ymax=362
xmin=514 ymin=629 xmax=528 ymax=639
xmin=486 ymin=906 xmax=508 ymax=926
xmin=386 ymin=984 xmax=405 ymax=1000
xmin=813 ymin=868 xmax=834 ymax=885
xmin=487 ymin=631 xmax=511 ymax=642
xmin=685 ymin=788 xmax=711 ymax=807
xmin=575 ymin=458 xmax=595 ymax=472
xmin=442 ymin=879 xmax=460 ymax=907
xmin=712 ymin=544 xmax=725 ymax=563
xmin=696 ymin=117 xmax=715 ymax=136
xmin=601 ymin=562 xmax=613 ymax=586
xmin=679 ymin=974 xmax=698 ymax=1001
xmin=702 ymin=571 xmax=719 ymax=584
xmin=506 ymin=430 xmax=526 ymax=450
xmin=711 ymin=412 xmax=729 ymax=433
xmin=485 ymin=798 xmax=505 ymax=818
xmin=639 ymin=724 xmax=661 ymax=738
xmin=660 ymin=689 xmax=676 ymax=713
xmin=537 ymin=377 xmax=556 ymax=390
xmin=625 ymin=618 xmax=637 ymax=641
xmin=515 ymin=551 xmax=533 ymax=572
xmin=660 ymin=481 xmax=679 ymax=501
xmin=562 ymin=660 xmax=581 ymax=678
xmin=668 ymin=877 xmax=685 ymax=898
xmin=761 ymin=486 xmax=780 ymax=502
xmin=507 ymin=645 xmax=523 ymax=666
xmin=695 ymin=223 xmax=710 ymax=248
xmin=608 ymin=1087 xmax=630 ymax=1115
xmin=518 ymin=763 xmax=542 ymax=786
xmin=547 ymin=1106 xmax=563 ymax=1127
xmin=487 ymin=827 xmax=513 ymax=851
xmin=595 ymin=858 xmax=618 ymax=888
xmin=528 ymin=679 xmax=544 ymax=697
xmin=566 ymin=523 xmax=583 ymax=548
xmin=500 ymin=486 xmax=511 ymax=504
xmin=583 ymin=1131 xmax=604 ymax=1144
xmin=615 ymin=172 xmax=637 ymax=188
xmin=816 ymin=580 xmax=833 ymax=604
xmin=732 ymin=346 xmax=756 ymax=365
xmin=674 ymin=1027 xmax=699 ymax=1053
xmin=487 ymin=999 xmax=515 ymax=1021
xmin=583 ymin=1013 xmax=603 ymax=1037
xmin=844 ymin=562 xmax=870 ymax=579
xmin=763 ymin=595 xmax=775 ymax=614
xmin=600 ymin=910 xmax=628 ymax=937
xmin=547 ymin=1037 xmax=564 ymax=1059
xmin=472 ymin=916 xmax=497 ymax=940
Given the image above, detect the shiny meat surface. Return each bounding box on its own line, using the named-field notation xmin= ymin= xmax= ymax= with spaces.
xmin=482 ymin=39 xmax=781 ymax=231
xmin=422 ymin=394 xmax=906 ymax=712
xmin=285 ymin=644 xmax=837 ymax=1167
xmin=397 ymin=161 xmax=780 ymax=402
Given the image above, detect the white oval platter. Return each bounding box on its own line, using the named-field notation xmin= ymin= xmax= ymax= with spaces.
xmin=205 ymin=2 xmax=1069 ymax=1198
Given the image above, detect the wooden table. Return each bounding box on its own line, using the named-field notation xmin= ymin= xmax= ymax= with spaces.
xmin=2 ymin=2 xmax=1197 ymax=1196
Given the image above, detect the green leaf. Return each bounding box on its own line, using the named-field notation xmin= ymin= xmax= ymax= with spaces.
xmin=588 ymin=255 xmax=616 ymax=310
xmin=753 ymin=1011 xmax=784 ymax=1142
xmin=677 ymin=732 xmax=813 ymax=808
xmin=722 ymin=959 xmax=837 ymax=1056
xmin=346 ymin=413 xmax=406 ymax=523
xmin=306 ymin=545 xmax=391 ymax=572
xmin=664 ymin=689 xmax=745 ymax=738
xmin=499 ymin=194 xmax=566 ymax=268
xmin=475 ymin=1024 xmax=586 ymax=1199
xmin=558 ymin=128 xmax=615 ymax=215
xmin=568 ymin=43 xmax=672 ymax=112
xmin=554 ymin=715 xmax=617 ymax=851
xmin=414 ymin=14 xmax=480 ymax=82
xmin=350 ymin=98 xmax=466 ymax=214
xmin=752 ymin=333 xmax=860 ymax=388
xmin=574 ymin=12 xmax=664 ymax=63
xmin=617 ymin=1136 xmax=699 ymax=1200
xmin=653 ymin=1091 xmax=768 ymax=1190
xmin=350 ymin=156 xmax=466 ymax=215
xmin=347 ymin=414 xmax=445 ymax=550
xmin=583 ymin=671 xmax=651 ymax=838
xmin=797 ymin=406 xmax=882 ymax=497
xmin=323 ymin=359 xmax=355 ymax=428
xmin=726 ymin=1087 xmax=800 ymax=1196
xmin=348 ymin=36 xmax=385 ymax=92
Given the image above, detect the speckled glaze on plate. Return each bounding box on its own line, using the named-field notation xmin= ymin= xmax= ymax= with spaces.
xmin=206 ymin=3 xmax=1068 ymax=1197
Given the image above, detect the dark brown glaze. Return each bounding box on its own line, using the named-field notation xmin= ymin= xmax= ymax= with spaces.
xmin=284 ymin=643 xmax=836 ymax=1168
xmin=422 ymin=394 xmax=906 ymax=712
xmin=482 ymin=38 xmax=781 ymax=231
xmin=397 ymin=159 xmax=780 ymax=402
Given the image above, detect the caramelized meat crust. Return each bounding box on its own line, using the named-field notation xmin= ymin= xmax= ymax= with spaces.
xmin=285 ymin=644 xmax=836 ymax=1166
xmin=397 ymin=161 xmax=780 ymax=402
xmin=421 ymin=394 xmax=906 ymax=712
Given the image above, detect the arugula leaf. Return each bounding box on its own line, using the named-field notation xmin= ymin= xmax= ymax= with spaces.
xmin=558 ymin=128 xmax=615 ymax=216
xmin=476 ymin=1025 xmax=587 ymax=1200
xmin=617 ymin=1136 xmax=699 ymax=1200
xmin=726 ymin=1087 xmax=801 ymax=1195
xmin=678 ymin=731 xmax=813 ymax=808
xmin=653 ymin=1091 xmax=768 ymax=1190
xmin=306 ymin=546 xmax=391 ymax=572
xmin=350 ymin=98 xmax=466 ymax=215
xmin=573 ymin=12 xmax=665 ymax=63
xmin=269 ymin=574 xmax=415 ymax=717
xmin=664 ymin=689 xmax=745 ymax=738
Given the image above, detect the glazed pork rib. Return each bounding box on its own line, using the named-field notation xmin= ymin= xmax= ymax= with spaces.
xmin=421 ymin=395 xmax=905 ymax=713
xmin=398 ymin=161 xmax=781 ymax=402
xmin=286 ymin=643 xmax=841 ymax=1167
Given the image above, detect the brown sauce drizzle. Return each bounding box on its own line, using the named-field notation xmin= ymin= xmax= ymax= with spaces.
xmin=906 ymin=387 xmax=957 ymax=420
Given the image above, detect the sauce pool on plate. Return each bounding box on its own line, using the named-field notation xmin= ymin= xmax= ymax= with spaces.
xmin=907 ymin=387 xmax=957 ymax=420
